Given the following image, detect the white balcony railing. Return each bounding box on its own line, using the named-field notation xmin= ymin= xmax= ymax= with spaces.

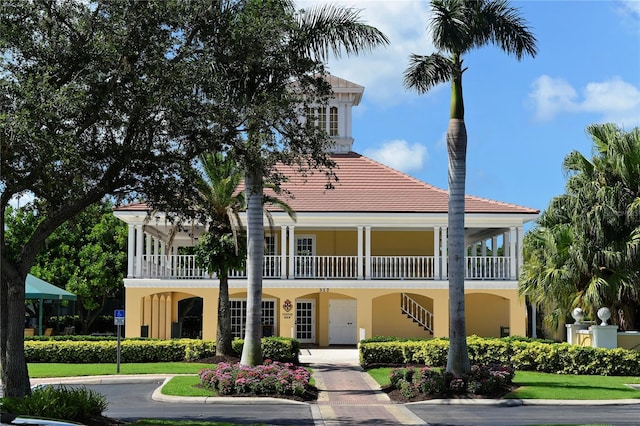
xmin=294 ymin=256 xmax=359 ymax=279
xmin=135 ymin=254 xmax=511 ymax=280
xmin=371 ymin=256 xmax=434 ymax=279
xmin=465 ymin=256 xmax=511 ymax=279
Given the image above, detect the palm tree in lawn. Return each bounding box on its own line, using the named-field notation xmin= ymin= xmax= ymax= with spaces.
xmin=193 ymin=151 xmax=296 ymax=356
xmin=193 ymin=152 xmax=246 ymax=356
xmin=403 ymin=0 xmax=536 ymax=375
xmin=208 ymin=0 xmax=388 ymax=366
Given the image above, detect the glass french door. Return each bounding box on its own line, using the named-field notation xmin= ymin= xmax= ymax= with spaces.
xmin=295 ymin=236 xmax=315 ymax=277
xmin=295 ymin=300 xmax=315 ymax=343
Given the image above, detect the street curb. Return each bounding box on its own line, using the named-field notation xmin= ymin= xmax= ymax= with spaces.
xmin=30 ymin=375 xmax=640 ymax=406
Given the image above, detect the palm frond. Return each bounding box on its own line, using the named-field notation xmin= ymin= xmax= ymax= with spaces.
xmin=403 ymin=53 xmax=453 ymax=93
xmin=294 ymin=4 xmax=389 ymax=62
xmin=473 ymin=0 xmax=537 ymax=60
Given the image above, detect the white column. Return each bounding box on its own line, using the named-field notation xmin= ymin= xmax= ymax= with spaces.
xmin=345 ymin=104 xmax=353 ymax=138
xmin=154 ymin=238 xmax=160 ymax=264
xmin=503 ymin=231 xmax=510 ymax=256
xmin=160 ymin=241 xmax=166 ymax=272
xmin=492 ymin=236 xmax=498 ymax=257
xmin=517 ymin=225 xmax=524 ymax=278
xmin=357 ymin=226 xmax=364 ymax=280
xmin=145 ymin=232 xmax=152 ymax=268
xmin=288 ymin=226 xmax=295 ymax=278
xmin=433 ymin=227 xmax=440 ymax=279
xmin=481 ymin=240 xmax=487 ymax=257
xmin=127 ymin=224 xmax=135 ymax=277
xmin=509 ymin=227 xmax=517 ymax=279
xmin=280 ymin=226 xmax=287 ymax=279
xmin=135 ymin=225 xmax=143 ymax=278
xmin=365 ymin=226 xmax=372 ymax=280
xmin=442 ymin=227 xmax=448 ymax=278
xmin=339 ymin=103 xmax=347 ymax=138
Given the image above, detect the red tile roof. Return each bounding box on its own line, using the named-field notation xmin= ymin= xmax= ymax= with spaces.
xmin=114 ymin=152 xmax=538 ymax=215
xmin=267 ymin=152 xmax=538 ymax=214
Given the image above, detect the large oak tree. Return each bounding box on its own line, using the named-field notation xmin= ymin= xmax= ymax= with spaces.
xmin=0 ymin=0 xmax=219 ymax=397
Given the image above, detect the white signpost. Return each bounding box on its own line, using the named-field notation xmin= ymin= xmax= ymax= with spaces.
xmin=114 ymin=310 xmax=125 ymax=373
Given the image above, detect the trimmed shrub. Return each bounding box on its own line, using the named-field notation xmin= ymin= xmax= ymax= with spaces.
xmin=232 ymin=336 xmax=300 ymax=363
xmin=360 ymin=336 xmax=640 ymax=376
xmin=24 ymin=337 xmax=300 ymax=364
xmin=0 ymin=385 xmax=107 ymax=424
xmin=389 ymin=364 xmax=515 ymax=398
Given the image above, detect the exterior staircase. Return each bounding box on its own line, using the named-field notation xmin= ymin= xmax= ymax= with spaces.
xmin=401 ymin=293 xmax=434 ymax=333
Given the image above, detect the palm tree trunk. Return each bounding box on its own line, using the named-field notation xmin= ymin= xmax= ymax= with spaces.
xmin=0 ymin=271 xmax=32 ymax=397
xmin=445 ymin=117 xmax=471 ymax=376
xmin=216 ymin=273 xmax=234 ymax=356
xmin=240 ymin=169 xmax=264 ymax=366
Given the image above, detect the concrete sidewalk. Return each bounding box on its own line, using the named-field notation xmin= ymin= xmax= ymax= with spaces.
xmin=299 ymin=346 xmax=426 ymax=425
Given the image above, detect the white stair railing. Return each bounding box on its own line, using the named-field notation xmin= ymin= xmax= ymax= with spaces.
xmin=401 ymin=293 xmax=434 ymax=333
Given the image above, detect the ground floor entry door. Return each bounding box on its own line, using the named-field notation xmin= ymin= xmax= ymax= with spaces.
xmin=295 ymin=300 xmax=315 ymax=343
xmin=328 ymin=299 xmax=357 ymax=345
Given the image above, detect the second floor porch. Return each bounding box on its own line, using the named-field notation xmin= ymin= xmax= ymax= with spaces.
xmin=131 ymin=252 xmax=514 ymax=280
xmin=123 ymin=213 xmax=528 ymax=283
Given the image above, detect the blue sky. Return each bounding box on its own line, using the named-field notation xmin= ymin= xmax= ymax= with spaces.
xmin=303 ymin=0 xmax=640 ymax=214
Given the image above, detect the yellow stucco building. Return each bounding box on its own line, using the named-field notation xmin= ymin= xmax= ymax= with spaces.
xmin=113 ymin=75 xmax=539 ymax=345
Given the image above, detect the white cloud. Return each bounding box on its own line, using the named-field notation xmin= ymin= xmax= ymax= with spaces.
xmin=297 ymin=0 xmax=434 ymax=105
xmin=529 ymin=75 xmax=640 ymax=127
xmin=364 ymin=139 xmax=428 ymax=173
xmin=8 ymin=191 xmax=35 ymax=209
xmin=528 ymin=75 xmax=579 ymax=120
xmin=617 ymin=0 xmax=640 ymax=19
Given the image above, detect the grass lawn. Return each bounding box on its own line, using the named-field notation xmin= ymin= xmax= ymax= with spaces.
xmin=160 ymin=375 xmax=213 ymax=397
xmin=28 ymin=362 xmax=211 ymax=378
xmin=366 ymin=367 xmax=640 ymax=400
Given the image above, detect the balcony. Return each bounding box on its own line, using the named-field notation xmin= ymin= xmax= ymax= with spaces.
xmin=134 ymin=254 xmax=513 ymax=280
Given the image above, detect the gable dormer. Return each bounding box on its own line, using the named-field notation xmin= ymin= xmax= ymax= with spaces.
xmin=306 ymin=74 xmax=364 ymax=154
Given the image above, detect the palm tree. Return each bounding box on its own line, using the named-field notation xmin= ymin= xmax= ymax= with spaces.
xmin=202 ymin=0 xmax=388 ymax=366
xmin=193 ymin=152 xmax=246 ymax=356
xmin=193 ymin=151 xmax=296 ymax=356
xmin=403 ymin=0 xmax=537 ymax=375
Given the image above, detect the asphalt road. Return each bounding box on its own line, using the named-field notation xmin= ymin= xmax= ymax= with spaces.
xmin=82 ymin=382 xmax=640 ymax=426
xmin=85 ymin=382 xmax=316 ymax=425
xmin=407 ymin=403 xmax=640 ymax=425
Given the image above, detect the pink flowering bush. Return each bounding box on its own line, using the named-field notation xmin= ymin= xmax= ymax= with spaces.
xmin=199 ymin=359 xmax=311 ymax=397
xmin=389 ymin=364 xmax=515 ymax=398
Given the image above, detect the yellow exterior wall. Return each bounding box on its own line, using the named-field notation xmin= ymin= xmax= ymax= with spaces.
xmin=372 ymin=293 xmax=433 ymax=339
xmin=617 ymin=333 xmax=640 ymax=350
xmin=371 ymin=230 xmax=434 ymax=256
xmin=313 ymin=230 xmax=358 ymax=256
xmin=124 ymin=285 xmax=526 ymax=343
xmin=465 ymin=293 xmax=509 ymax=337
xmin=301 ymin=230 xmax=435 ymax=257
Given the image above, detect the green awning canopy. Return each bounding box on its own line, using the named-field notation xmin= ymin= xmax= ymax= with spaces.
xmin=26 ymin=274 xmax=77 ymax=301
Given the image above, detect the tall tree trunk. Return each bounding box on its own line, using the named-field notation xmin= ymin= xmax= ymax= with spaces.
xmin=216 ymin=274 xmax=234 ymax=356
xmin=240 ymin=170 xmax=263 ymax=366
xmin=445 ymin=117 xmax=471 ymax=376
xmin=0 ymin=270 xmax=32 ymax=397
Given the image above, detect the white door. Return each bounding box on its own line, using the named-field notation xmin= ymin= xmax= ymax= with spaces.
xmin=329 ymin=299 xmax=357 ymax=345
xmin=295 ymin=300 xmax=315 ymax=343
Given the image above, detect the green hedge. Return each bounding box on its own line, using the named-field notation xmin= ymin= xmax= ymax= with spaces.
xmin=25 ymin=339 xmax=216 ymax=363
xmin=359 ymin=336 xmax=640 ymax=376
xmin=25 ymin=336 xmax=300 ymax=364
xmin=232 ymin=336 xmax=300 ymax=363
